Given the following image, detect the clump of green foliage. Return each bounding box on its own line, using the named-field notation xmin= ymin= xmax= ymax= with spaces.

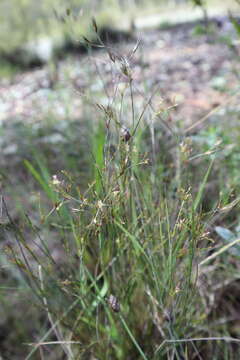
xmin=2 ymin=13 xmax=240 ymax=360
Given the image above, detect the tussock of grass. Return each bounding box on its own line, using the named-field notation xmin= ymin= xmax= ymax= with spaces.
xmin=2 ymin=15 xmax=240 ymax=360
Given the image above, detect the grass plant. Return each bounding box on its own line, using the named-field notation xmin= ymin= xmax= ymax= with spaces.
xmin=1 ymin=15 xmax=240 ymax=360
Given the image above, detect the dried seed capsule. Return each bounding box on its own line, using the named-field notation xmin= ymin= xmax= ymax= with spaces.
xmin=107 ymin=294 xmax=120 ymax=312
xmin=121 ymin=126 xmax=131 ymax=142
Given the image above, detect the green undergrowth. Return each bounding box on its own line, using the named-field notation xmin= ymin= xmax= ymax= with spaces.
xmin=1 ymin=19 xmax=240 ymax=360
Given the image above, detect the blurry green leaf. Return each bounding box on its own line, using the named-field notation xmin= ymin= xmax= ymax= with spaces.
xmin=230 ymin=17 xmax=240 ymax=37
xmin=24 ymin=159 xmax=56 ymax=201
xmin=215 ymin=226 xmax=240 ymax=256
xmin=215 ymin=226 xmax=235 ymax=241
xmin=193 ymin=157 xmax=214 ymax=212
xmin=92 ymin=121 xmax=105 ymax=194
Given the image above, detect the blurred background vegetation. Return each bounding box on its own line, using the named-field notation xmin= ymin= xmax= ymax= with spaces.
xmin=0 ymin=0 xmax=238 ymax=73
xmin=0 ymin=0 xmax=237 ymax=53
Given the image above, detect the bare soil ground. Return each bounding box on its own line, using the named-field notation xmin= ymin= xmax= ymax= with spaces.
xmin=0 ymin=20 xmax=239 ymax=129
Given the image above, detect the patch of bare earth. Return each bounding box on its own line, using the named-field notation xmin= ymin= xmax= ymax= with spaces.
xmin=0 ymin=21 xmax=239 ymax=129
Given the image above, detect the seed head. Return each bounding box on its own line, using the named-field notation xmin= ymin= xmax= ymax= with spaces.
xmin=121 ymin=126 xmax=131 ymax=142
xmin=107 ymin=294 xmax=120 ymax=312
